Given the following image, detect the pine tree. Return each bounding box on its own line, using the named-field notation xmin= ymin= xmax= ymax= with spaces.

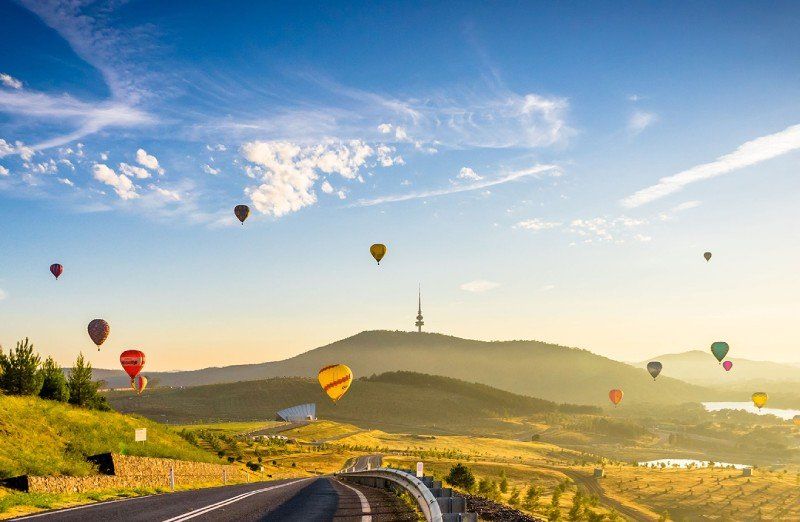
xmin=67 ymin=353 xmax=110 ymax=410
xmin=499 ymin=470 xmax=509 ymax=493
xmin=39 ymin=356 xmax=70 ymax=402
xmin=0 ymin=338 xmax=44 ymax=395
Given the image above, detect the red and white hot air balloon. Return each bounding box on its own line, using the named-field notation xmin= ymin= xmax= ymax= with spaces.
xmin=120 ymin=350 xmax=146 ymax=380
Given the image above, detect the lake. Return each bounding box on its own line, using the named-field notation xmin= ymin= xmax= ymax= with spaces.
xmin=702 ymin=401 xmax=800 ymax=421
xmin=638 ymin=458 xmax=750 ymax=470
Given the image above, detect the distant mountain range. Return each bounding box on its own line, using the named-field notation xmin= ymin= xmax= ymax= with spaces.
xmin=95 ymin=330 xmax=717 ymax=406
xmin=107 ymin=371 xmax=599 ymax=434
xmin=633 ymin=350 xmax=800 ymax=386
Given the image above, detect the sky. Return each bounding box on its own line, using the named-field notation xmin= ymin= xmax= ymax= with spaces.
xmin=1 ymin=1 xmax=799 ymax=370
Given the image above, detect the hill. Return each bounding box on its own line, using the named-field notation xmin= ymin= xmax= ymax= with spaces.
xmin=634 ymin=350 xmax=800 ymax=386
xmin=106 ymin=371 xmax=599 ymax=435
xmin=0 ymin=395 xmax=219 ymax=479
xmin=96 ymin=331 xmax=714 ymax=406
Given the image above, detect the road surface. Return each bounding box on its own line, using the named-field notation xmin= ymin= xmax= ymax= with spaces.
xmin=11 ymin=476 xmax=414 ymax=522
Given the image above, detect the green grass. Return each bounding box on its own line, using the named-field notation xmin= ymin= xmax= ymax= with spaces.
xmin=0 ymin=395 xmax=221 ymax=479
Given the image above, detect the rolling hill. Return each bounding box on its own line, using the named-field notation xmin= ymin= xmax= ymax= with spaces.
xmin=97 ymin=331 xmax=714 ymax=406
xmin=106 ymin=371 xmax=599 ymax=435
xmin=634 ymin=350 xmax=800 ymax=386
xmin=0 ymin=395 xmax=219 ymax=479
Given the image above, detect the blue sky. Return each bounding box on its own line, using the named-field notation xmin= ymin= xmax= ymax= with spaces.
xmin=1 ymin=1 xmax=799 ymax=369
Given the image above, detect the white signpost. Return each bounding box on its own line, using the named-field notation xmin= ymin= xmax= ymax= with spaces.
xmin=416 ymin=461 xmax=424 ymax=478
xmin=135 ymin=428 xmax=147 ymax=442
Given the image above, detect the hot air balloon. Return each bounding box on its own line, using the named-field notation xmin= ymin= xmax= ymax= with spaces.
xmin=710 ymin=342 xmax=729 ymax=363
xmin=608 ymin=389 xmax=623 ymax=406
xmin=50 ymin=264 xmax=63 ymax=280
xmin=704 ymin=252 xmax=712 ymax=262
xmin=87 ymin=319 xmax=110 ymax=351
xmin=131 ymin=375 xmax=148 ymax=395
xmin=370 ymin=244 xmax=387 ymax=265
xmin=793 ymin=415 xmax=800 ymax=427
xmin=318 ymin=364 xmax=353 ymax=403
xmin=120 ymin=350 xmax=146 ymax=380
xmin=722 ymin=360 xmax=733 ymax=372
xmin=646 ymin=361 xmax=662 ymax=380
xmin=234 ymin=205 xmax=250 ymax=225
xmin=751 ymin=392 xmax=768 ymax=410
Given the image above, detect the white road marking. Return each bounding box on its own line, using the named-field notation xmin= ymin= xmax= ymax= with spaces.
xmin=338 ymin=481 xmax=372 ymax=522
xmin=12 ymin=495 xmax=159 ymax=519
xmin=161 ymin=479 xmax=309 ymax=522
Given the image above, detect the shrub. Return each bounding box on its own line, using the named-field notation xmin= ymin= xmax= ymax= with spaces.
xmin=445 ymin=463 xmax=476 ymax=491
xmin=0 ymin=338 xmax=44 ymax=396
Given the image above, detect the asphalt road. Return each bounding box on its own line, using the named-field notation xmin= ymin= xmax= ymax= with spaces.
xmin=11 ymin=476 xmax=414 ymax=522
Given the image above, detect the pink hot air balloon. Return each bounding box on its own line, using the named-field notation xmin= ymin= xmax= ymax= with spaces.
xmin=722 ymin=360 xmax=733 ymax=372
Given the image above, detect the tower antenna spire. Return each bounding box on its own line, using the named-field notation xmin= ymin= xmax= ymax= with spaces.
xmin=415 ymin=284 xmax=424 ymax=333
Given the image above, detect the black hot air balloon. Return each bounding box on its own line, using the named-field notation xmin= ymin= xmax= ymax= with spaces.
xmin=647 ymin=361 xmax=663 ymax=380
xmin=704 ymin=252 xmax=712 ymax=262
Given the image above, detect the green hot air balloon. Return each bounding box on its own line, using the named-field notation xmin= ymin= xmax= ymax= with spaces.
xmin=710 ymin=341 xmax=729 ymax=363
xmin=646 ymin=361 xmax=663 ymax=380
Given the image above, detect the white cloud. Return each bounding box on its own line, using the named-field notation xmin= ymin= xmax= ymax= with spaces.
xmin=24 ymin=159 xmax=58 ymax=174
xmin=320 ymin=180 xmax=334 ymax=194
xmin=0 ymin=73 xmax=22 ymax=90
xmin=514 ymin=218 xmax=561 ymax=231
xmin=0 ymin=165 xmax=8 ymax=176
xmin=357 ymin=164 xmax=560 ymax=207
xmin=337 ymin=190 xmax=347 ymax=200
xmin=100 ymin=152 xmax=108 ymax=161
xmin=136 ymin=149 xmax=164 ymax=175
xmin=568 ymin=216 xmax=647 ymax=243
xmin=148 ymin=185 xmax=181 ymax=201
xmin=58 ymin=159 xmax=75 ymax=170
xmin=460 ymin=280 xmax=501 ymax=293
xmin=203 ymin=164 xmax=220 ymax=175
xmin=457 ymin=167 xmax=483 ymax=181
xmin=242 ymin=140 xmax=375 ymax=216
xmin=92 ymin=163 xmax=138 ymax=200
xmin=540 ymin=284 xmax=556 ymax=292
xmin=634 ymin=234 xmax=652 ymax=242
xmin=628 ymin=110 xmax=658 ymax=134
xmin=0 ymin=139 xmax=35 ymax=161
xmin=622 ymin=124 xmax=800 ymax=208
xmin=206 ymin=144 xmax=227 ymax=152
xmin=395 ymin=126 xmax=409 ymax=141
xmin=58 ymin=177 xmax=74 ymax=186
xmin=376 ymin=144 xmax=404 ymax=167
xmin=377 ymin=123 xmax=392 ymax=134
xmin=119 ymin=162 xmax=151 ymax=179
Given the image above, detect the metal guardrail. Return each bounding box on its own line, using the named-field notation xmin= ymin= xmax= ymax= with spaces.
xmin=337 ymin=468 xmax=444 ymax=522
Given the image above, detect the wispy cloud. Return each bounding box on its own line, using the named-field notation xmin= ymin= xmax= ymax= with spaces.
xmin=0 ymin=73 xmax=22 ymax=90
xmin=622 ymin=124 xmax=800 ymax=208
xmin=628 ymin=110 xmax=658 ymax=134
xmin=514 ymin=218 xmax=562 ymax=231
xmin=460 ymin=280 xmax=501 ymax=293
xmin=356 ymin=164 xmax=560 ymax=207
xmin=0 ymin=288 xmax=6 ymax=300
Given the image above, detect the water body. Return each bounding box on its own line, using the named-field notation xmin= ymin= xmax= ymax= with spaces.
xmin=638 ymin=458 xmax=750 ymax=470
xmin=702 ymin=401 xmax=800 ymax=421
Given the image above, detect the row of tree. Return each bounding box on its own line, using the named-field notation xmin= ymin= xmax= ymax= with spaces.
xmin=0 ymin=338 xmax=110 ymax=410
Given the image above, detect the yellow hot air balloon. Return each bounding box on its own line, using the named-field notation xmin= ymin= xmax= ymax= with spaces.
xmin=751 ymin=392 xmax=768 ymax=410
xmin=318 ymin=364 xmax=353 ymax=403
xmin=370 ymin=244 xmax=387 ymax=265
xmin=131 ymin=375 xmax=148 ymax=395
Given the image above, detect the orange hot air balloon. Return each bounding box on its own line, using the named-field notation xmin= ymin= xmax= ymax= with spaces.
xmin=131 ymin=375 xmax=148 ymax=395
xmin=318 ymin=364 xmax=353 ymax=403
xmin=234 ymin=205 xmax=250 ymax=225
xmin=87 ymin=319 xmax=110 ymax=350
xmin=609 ymin=389 xmax=623 ymax=406
xmin=792 ymin=415 xmax=800 ymax=427
xmin=370 ymin=244 xmax=387 ymax=265
xmin=120 ymin=350 xmax=146 ymax=380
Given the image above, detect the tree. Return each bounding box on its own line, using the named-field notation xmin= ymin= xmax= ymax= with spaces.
xmin=445 ymin=463 xmax=476 ymax=491
xmin=568 ymin=488 xmax=584 ymax=520
xmin=525 ymin=484 xmax=542 ymax=509
xmin=0 ymin=338 xmax=44 ymax=395
xmin=39 ymin=356 xmax=70 ymax=402
xmin=508 ymin=487 xmax=520 ymax=506
xmin=67 ymin=353 xmax=110 ymax=410
xmin=499 ymin=470 xmax=509 ymax=493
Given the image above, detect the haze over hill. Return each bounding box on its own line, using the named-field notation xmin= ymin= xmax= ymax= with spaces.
xmin=634 ymin=350 xmax=800 ymax=386
xmin=107 ymin=371 xmax=598 ymax=435
xmin=99 ymin=331 xmax=715 ymax=406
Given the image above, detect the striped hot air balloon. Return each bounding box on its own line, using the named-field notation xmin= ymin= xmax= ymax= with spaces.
xmin=318 ymin=364 xmax=353 ymax=403
xmin=131 ymin=375 xmax=148 ymax=395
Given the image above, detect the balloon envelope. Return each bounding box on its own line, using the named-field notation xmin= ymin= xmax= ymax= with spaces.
xmin=608 ymin=389 xmax=623 ymax=406
xmin=704 ymin=252 xmax=712 ymax=262
xmin=751 ymin=392 xmax=768 ymax=409
xmin=120 ymin=350 xmax=146 ymax=379
xmin=793 ymin=415 xmax=800 ymax=427
xmin=646 ymin=361 xmax=662 ymax=380
xmin=370 ymin=244 xmax=387 ymax=264
xmin=234 ymin=204 xmax=250 ymax=224
xmin=131 ymin=375 xmax=148 ymax=395
xmin=722 ymin=360 xmax=733 ymax=371
xmin=50 ymin=264 xmax=63 ymax=279
xmin=87 ymin=319 xmax=110 ymax=350
xmin=318 ymin=364 xmax=353 ymax=403
xmin=710 ymin=341 xmax=729 ymax=363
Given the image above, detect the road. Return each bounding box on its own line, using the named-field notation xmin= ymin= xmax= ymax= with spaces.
xmin=11 ymin=476 xmax=414 ymax=522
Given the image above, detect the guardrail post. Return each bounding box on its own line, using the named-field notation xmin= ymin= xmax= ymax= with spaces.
xmin=169 ymin=466 xmax=175 ymax=492
xmin=223 ymin=469 xmax=227 ymax=485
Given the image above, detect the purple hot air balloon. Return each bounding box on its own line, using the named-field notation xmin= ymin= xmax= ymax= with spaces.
xmin=722 ymin=360 xmax=733 ymax=372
